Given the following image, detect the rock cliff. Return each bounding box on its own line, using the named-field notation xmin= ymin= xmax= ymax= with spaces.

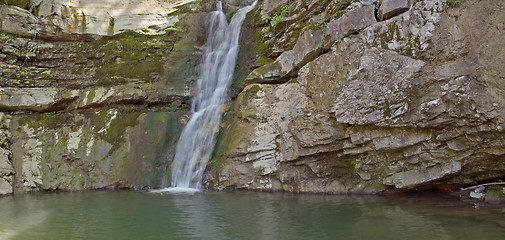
xmin=0 ymin=0 xmax=219 ymax=194
xmin=208 ymin=0 xmax=505 ymax=193
xmin=1 ymin=0 xmax=504 ymax=195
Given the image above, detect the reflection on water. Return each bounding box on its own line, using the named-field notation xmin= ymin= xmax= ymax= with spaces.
xmin=0 ymin=195 xmax=51 ymax=239
xmin=0 ymin=191 xmax=504 ymax=239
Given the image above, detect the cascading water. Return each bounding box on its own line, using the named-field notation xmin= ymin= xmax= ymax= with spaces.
xmin=158 ymin=1 xmax=257 ymax=192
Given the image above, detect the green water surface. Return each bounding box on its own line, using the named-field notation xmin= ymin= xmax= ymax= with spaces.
xmin=0 ymin=190 xmax=504 ymax=239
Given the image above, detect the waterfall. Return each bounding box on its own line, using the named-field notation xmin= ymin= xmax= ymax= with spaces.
xmin=163 ymin=1 xmax=257 ymax=191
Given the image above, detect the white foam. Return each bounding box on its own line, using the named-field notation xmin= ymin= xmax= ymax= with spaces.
xmin=149 ymin=187 xmax=201 ymax=195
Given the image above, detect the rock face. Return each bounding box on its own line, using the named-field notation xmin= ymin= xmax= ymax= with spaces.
xmin=1 ymin=0 xmax=504 ymax=195
xmin=326 ymin=5 xmax=377 ymax=42
xmin=32 ymin=0 xmax=198 ymax=35
xmin=208 ymin=0 xmax=505 ymax=193
xmin=379 ymin=0 xmax=412 ymax=21
xmin=2 ymin=0 xmax=31 ymax=10
xmin=0 ymin=0 xmax=217 ymax=194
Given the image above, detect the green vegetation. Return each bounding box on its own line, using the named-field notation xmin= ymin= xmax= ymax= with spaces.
xmin=445 ymin=0 xmax=463 ymax=7
xmin=0 ymin=30 xmax=16 ymax=40
xmin=266 ymin=2 xmax=292 ymax=26
xmin=404 ymin=36 xmax=422 ymax=58
xmin=304 ymin=15 xmax=327 ymax=33
xmin=318 ymin=15 xmax=327 ymax=32
xmin=387 ymin=21 xmax=401 ymax=40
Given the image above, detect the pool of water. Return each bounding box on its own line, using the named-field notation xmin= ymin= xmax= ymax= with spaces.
xmin=0 ymin=190 xmax=504 ymax=239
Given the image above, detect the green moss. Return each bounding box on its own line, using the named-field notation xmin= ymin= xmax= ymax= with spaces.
xmin=92 ymin=30 xmax=175 ymax=86
xmin=208 ymin=101 xmax=238 ymax=171
xmin=304 ymin=25 xmax=323 ymax=31
xmin=18 ymin=112 xmax=65 ymax=131
xmin=244 ymin=84 xmax=261 ymax=99
xmin=87 ymin=107 xmax=142 ymax=144
xmin=304 ymin=14 xmax=327 ymax=33
xmin=486 ymin=185 xmax=505 ymax=197
xmin=255 ymin=32 xmax=273 ymax=65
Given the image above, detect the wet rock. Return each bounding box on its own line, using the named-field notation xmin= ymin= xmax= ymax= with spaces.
xmin=475 ymin=186 xmax=486 ymax=193
xmin=0 ymin=0 xmax=210 ymax=193
xmin=378 ymin=0 xmax=412 ymax=21
xmin=0 ymin=148 xmax=13 ymax=176
xmin=470 ymin=191 xmax=485 ymax=200
xmin=383 ymin=162 xmax=462 ymax=189
xmin=0 ymin=177 xmax=12 ymax=194
xmin=326 ymin=5 xmax=377 ymax=42
xmin=9 ymin=108 xmax=188 ymax=192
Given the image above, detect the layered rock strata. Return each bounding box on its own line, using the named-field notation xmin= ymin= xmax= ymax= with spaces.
xmin=208 ymin=0 xmax=505 ymax=193
xmin=0 ymin=0 xmax=219 ymax=194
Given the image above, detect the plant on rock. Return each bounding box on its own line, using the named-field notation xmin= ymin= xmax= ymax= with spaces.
xmin=445 ymin=0 xmax=463 ymax=7
xmin=266 ymin=2 xmax=292 ymax=28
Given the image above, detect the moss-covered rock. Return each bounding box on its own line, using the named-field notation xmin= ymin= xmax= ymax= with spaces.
xmin=2 ymin=0 xmax=31 ymax=10
xmin=9 ymin=107 xmax=188 ymax=192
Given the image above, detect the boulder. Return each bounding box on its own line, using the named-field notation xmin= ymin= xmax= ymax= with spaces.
xmin=240 ymin=62 xmax=283 ymax=90
xmin=470 ymin=191 xmax=485 ymax=200
xmin=326 ymin=5 xmax=377 ymax=42
xmin=378 ymin=0 xmax=412 ymax=21
xmin=0 ymin=4 xmax=43 ymax=37
xmin=242 ymin=29 xmax=324 ymax=89
xmin=0 ymin=88 xmax=65 ymax=112
xmin=277 ymin=29 xmax=324 ymax=76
